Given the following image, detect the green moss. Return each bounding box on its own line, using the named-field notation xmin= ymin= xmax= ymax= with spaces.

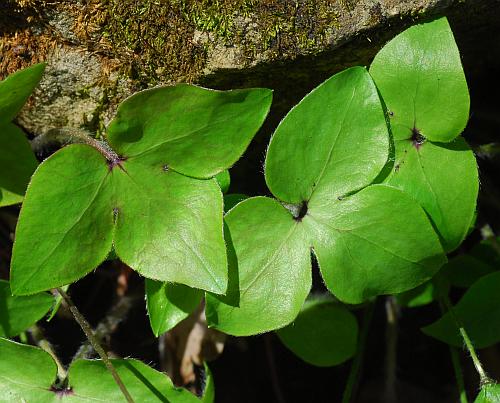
xmin=76 ymin=0 xmax=350 ymax=86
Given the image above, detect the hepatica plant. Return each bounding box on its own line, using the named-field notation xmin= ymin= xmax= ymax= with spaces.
xmin=0 ymin=14 xmax=487 ymax=402
xmin=10 ymin=84 xmax=272 ymax=295
xmin=370 ymin=16 xmax=478 ymax=253
xmin=205 ymin=64 xmax=446 ymax=336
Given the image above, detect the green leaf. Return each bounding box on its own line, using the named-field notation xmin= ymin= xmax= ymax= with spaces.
xmin=369 ymin=17 xmax=469 ymax=143
xmin=68 ymin=359 xmax=198 ymax=402
xmin=370 ymin=17 xmax=477 ymax=252
xmin=265 ymin=66 xmax=389 ymax=204
xmin=207 ymin=66 xmax=445 ymax=334
xmin=0 ymin=338 xmax=56 ymax=402
xmin=215 ymin=170 xmax=230 ymax=193
xmin=223 ymin=193 xmax=247 ymax=213
xmin=396 ymin=281 xmax=436 ymax=308
xmin=107 ymin=85 xmax=272 ymax=178
xmin=442 ymin=254 xmax=496 ymax=289
xmin=0 ymin=64 xmax=43 ymax=207
xmin=0 ymin=280 xmax=53 ymax=337
xmin=11 ymin=144 xmax=227 ymax=295
xmin=0 ymin=338 xmax=200 ymax=402
xmin=201 ymin=363 xmax=215 ymax=403
xmin=0 ymin=63 xmax=45 ymax=123
xmin=383 ymin=138 xmax=478 ymax=252
xmin=206 ymin=197 xmax=312 ymax=336
xmin=146 ymin=279 xmax=203 ymax=336
xmin=46 ymin=285 xmax=69 ymax=322
xmin=276 ymin=297 xmax=358 ymax=366
xmin=474 ymin=383 xmax=500 ymax=403
xmin=0 ymin=187 xmax=24 ymax=207
xmin=12 ymin=84 xmax=272 ymax=296
xmin=422 ymin=271 xmax=500 ymax=348
xmin=306 ymin=185 xmax=445 ymax=303
xmin=0 ymin=123 xmax=38 ymax=207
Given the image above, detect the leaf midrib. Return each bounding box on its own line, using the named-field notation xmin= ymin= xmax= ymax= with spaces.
xmin=239 ymin=221 xmax=299 ymax=298
xmin=307 ymin=213 xmax=428 ymax=267
xmin=307 ymin=85 xmax=358 ymax=202
xmin=117 ymin=168 xmax=223 ymax=290
xmin=125 ymin=108 xmax=257 ymax=161
xmin=13 ymin=173 xmax=110 ymax=293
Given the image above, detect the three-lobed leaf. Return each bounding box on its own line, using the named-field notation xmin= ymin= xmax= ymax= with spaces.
xmin=207 ymin=67 xmax=445 ymax=335
xmin=276 ymin=297 xmax=358 ymax=367
xmin=0 ymin=338 xmax=200 ymax=402
xmin=11 ymin=85 xmax=272 ymax=296
xmin=0 ymin=279 xmax=53 ymax=337
xmin=370 ymin=17 xmax=478 ymax=252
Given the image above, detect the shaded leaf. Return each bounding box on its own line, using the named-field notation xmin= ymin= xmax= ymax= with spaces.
xmin=443 ymin=254 xmax=496 ymax=289
xmin=422 ymin=271 xmax=500 ymax=348
xmin=0 ymin=64 xmax=44 ymax=206
xmin=397 ymin=281 xmax=437 ymax=308
xmin=277 ymin=297 xmax=358 ymax=366
xmin=223 ymin=193 xmax=247 ymax=213
xmin=0 ymin=63 xmax=45 ymax=123
xmin=215 ymin=170 xmax=230 ymax=193
xmin=46 ymin=285 xmax=69 ymax=322
xmin=146 ymin=279 xmax=203 ymax=336
xmin=0 ymin=123 xmax=38 ymax=207
xmin=0 ymin=279 xmax=53 ymax=337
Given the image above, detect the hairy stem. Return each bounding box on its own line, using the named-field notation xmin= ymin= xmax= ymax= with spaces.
xmin=342 ymin=301 xmax=376 ymax=403
xmin=31 ymin=128 xmax=121 ymax=163
xmin=442 ymin=295 xmax=492 ymax=387
xmin=72 ymin=293 xmax=138 ymax=362
xmin=57 ymin=287 xmax=135 ymax=403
